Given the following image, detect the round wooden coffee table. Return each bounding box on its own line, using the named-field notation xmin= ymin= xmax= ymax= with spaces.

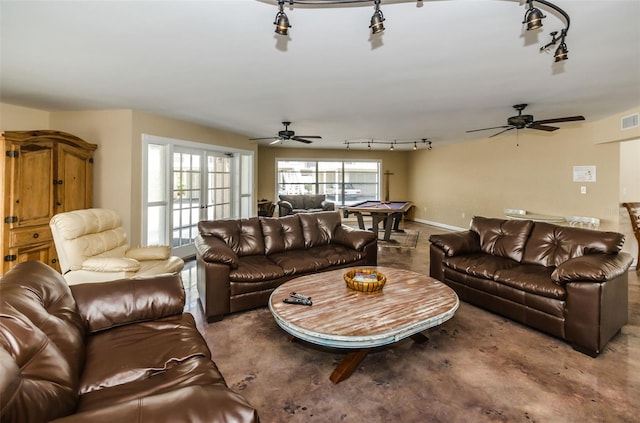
xmin=268 ymin=266 xmax=459 ymax=383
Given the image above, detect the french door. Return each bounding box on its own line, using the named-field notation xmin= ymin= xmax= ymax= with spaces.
xmin=171 ymin=147 xmax=233 ymax=257
xmin=143 ymin=135 xmax=253 ymax=259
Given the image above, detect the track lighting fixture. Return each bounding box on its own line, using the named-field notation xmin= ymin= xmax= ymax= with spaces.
xmin=269 ymin=0 xmax=572 ymax=64
xmin=523 ymin=0 xmax=571 ymax=62
xmin=344 ymin=138 xmax=430 ymax=151
xmin=274 ymin=0 xmax=291 ymax=36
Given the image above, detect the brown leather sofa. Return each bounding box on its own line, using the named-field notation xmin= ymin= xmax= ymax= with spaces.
xmin=195 ymin=211 xmax=377 ymax=322
xmin=277 ymin=194 xmax=335 ymax=216
xmin=429 ymin=216 xmax=633 ymax=356
xmin=0 ymin=261 xmax=259 ymax=423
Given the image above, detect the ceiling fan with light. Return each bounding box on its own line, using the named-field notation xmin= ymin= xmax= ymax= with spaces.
xmin=466 ymin=104 xmax=585 ymax=138
xmin=249 ymin=121 xmax=322 ymax=145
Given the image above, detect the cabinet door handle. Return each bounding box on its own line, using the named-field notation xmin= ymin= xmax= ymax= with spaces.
xmin=33 ymin=233 xmax=39 ymax=239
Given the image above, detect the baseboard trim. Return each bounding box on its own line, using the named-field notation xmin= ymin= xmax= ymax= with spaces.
xmin=411 ymin=218 xmax=467 ymax=232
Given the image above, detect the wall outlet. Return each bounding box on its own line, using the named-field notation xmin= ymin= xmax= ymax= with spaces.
xmin=580 ymin=186 xmax=587 ymax=194
xmin=461 ymin=212 xmax=466 ymax=219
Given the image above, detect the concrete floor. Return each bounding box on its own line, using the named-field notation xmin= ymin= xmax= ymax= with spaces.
xmin=181 ymin=220 xmax=639 ymax=423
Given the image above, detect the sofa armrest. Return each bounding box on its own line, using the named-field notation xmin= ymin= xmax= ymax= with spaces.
xmin=82 ymin=257 xmax=141 ymax=272
xmin=321 ymin=200 xmax=335 ymax=211
xmin=333 ymin=225 xmax=377 ymax=251
xmin=194 ymin=235 xmax=238 ymax=269
xmin=70 ymin=273 xmax=185 ymax=333
xmin=429 ymin=231 xmax=481 ymax=257
xmin=278 ymin=200 xmax=293 ymax=216
xmin=551 ymin=252 xmax=633 ymax=284
xmin=125 ymin=245 xmax=170 ymax=260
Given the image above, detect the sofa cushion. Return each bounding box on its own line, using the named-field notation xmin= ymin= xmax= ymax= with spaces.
xmin=198 ymin=218 xmax=265 ymax=257
xmin=303 ymin=194 xmax=326 ymax=209
xmin=268 ymin=249 xmax=330 ymax=275
xmin=279 ymin=195 xmax=304 ymax=209
xmin=228 ymin=255 xmax=286 ymax=282
xmin=494 ymin=265 xmax=566 ymax=300
xmin=443 ymin=253 xmax=520 ymax=279
xmin=68 ymin=381 xmax=258 ymax=423
xmin=260 ymin=214 xmax=304 ymax=255
xmin=298 ymin=211 xmax=341 ymax=248
xmin=70 ymin=274 xmax=186 ymax=333
xmin=80 ymin=314 xmax=211 ymax=395
xmin=522 ymin=222 xmax=626 ymax=267
xmin=269 ymin=244 xmax=363 ymax=275
xmin=470 ymin=216 xmax=533 ymax=262
xmin=74 ymin=356 xmax=227 ymax=413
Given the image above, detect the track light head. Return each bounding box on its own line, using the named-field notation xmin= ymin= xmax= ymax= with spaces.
xmin=554 ymin=41 xmax=568 ymax=62
xmin=274 ymin=1 xmax=291 ymax=36
xmin=370 ymin=1 xmax=385 ymax=34
xmin=523 ymin=3 xmax=545 ymax=31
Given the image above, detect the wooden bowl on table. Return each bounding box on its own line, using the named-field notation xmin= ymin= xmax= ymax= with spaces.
xmin=343 ymin=269 xmax=386 ymax=293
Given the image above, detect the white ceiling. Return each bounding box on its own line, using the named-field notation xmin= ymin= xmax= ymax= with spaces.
xmin=1 ymin=0 xmax=639 ymax=150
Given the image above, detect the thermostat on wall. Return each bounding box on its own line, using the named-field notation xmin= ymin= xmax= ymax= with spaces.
xmin=573 ymin=165 xmax=596 ymax=182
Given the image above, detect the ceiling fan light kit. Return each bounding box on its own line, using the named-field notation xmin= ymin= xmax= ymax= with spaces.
xmin=273 ymin=0 xmax=571 ymax=63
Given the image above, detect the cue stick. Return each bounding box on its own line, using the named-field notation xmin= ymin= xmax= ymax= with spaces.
xmin=383 ymin=170 xmax=394 ymax=203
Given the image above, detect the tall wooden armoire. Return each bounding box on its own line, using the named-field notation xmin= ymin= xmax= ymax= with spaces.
xmin=1 ymin=130 xmax=97 ymax=275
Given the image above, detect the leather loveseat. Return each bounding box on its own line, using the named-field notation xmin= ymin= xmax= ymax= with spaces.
xmin=0 ymin=261 xmax=259 ymax=422
xmin=195 ymin=211 xmax=377 ymax=322
xmin=429 ymin=216 xmax=633 ymax=356
xmin=277 ymin=194 xmax=335 ymax=216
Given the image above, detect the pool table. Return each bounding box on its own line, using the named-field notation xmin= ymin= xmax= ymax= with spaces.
xmin=342 ymin=201 xmax=413 ymax=241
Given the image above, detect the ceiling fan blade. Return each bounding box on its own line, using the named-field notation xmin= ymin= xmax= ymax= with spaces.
xmin=489 ymin=127 xmax=516 ymax=138
xmin=249 ymin=136 xmax=277 ymax=141
xmin=466 ymin=125 xmax=510 ymax=133
xmin=293 ymin=135 xmax=322 ymax=139
xmin=534 ymin=116 xmax=585 ymax=125
xmin=269 ymin=138 xmax=283 ymax=145
xmin=529 ymin=124 xmax=559 ymax=132
xmin=293 ymin=138 xmax=314 ymax=144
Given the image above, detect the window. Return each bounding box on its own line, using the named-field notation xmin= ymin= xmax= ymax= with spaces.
xmin=276 ymin=159 xmax=380 ymax=206
xmin=143 ymin=135 xmax=253 ymax=258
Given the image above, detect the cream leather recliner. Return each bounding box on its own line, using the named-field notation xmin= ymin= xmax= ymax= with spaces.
xmin=50 ymin=208 xmax=184 ymax=284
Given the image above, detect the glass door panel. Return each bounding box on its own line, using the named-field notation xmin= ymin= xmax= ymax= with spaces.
xmin=172 ymin=149 xmax=201 ymax=257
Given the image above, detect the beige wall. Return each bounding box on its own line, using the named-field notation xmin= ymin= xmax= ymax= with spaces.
xmin=0 ymin=103 xmax=49 ymax=129
xmin=257 ymin=147 xmax=411 ymax=204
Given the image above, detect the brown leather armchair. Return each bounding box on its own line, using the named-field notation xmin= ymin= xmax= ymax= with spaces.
xmin=0 ymin=261 xmax=259 ymax=422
